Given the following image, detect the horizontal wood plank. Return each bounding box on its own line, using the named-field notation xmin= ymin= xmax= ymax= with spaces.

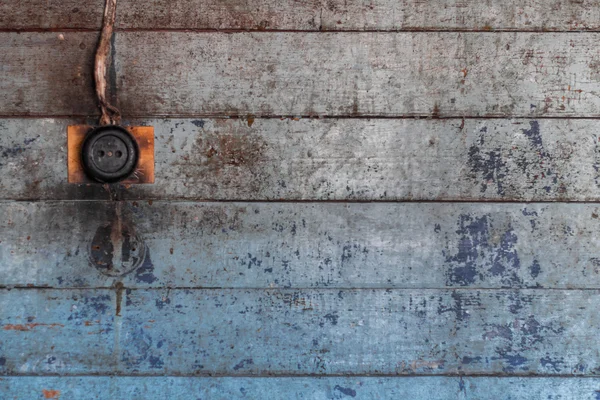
xmin=2 ymin=201 xmax=600 ymax=289
xmin=2 ymin=376 xmax=600 ymax=399
xmin=0 ymin=33 xmax=98 ymax=117
xmin=0 ymin=290 xmax=116 ymax=375
xmin=3 ymin=0 xmax=600 ymax=31
xmin=3 ymin=32 xmax=600 ymax=117
xmin=3 ymin=118 xmax=600 ymax=201
xmin=0 ymin=288 xmax=598 ymax=375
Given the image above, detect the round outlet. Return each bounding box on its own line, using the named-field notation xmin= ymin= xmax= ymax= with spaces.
xmin=81 ymin=125 xmax=139 ymax=183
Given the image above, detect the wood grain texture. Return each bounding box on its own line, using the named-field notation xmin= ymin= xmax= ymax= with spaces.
xmin=1 ymin=288 xmax=599 ymax=375
xmin=0 ymin=0 xmax=102 ymax=30
xmin=2 ymin=201 xmax=600 ymax=289
xmin=3 ymin=377 xmax=600 ymax=399
xmin=4 ymin=32 xmax=600 ymax=117
xmin=3 ymin=0 xmax=600 ymax=31
xmin=3 ymin=2 xmax=599 ymax=389
xmin=2 ymin=118 xmax=600 ymax=201
xmin=0 ymin=33 xmax=98 ymax=117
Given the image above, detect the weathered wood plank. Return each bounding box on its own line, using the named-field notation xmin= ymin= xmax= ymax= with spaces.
xmin=0 ymin=0 xmax=321 ymax=31
xmin=3 ymin=32 xmax=600 ymax=117
xmin=321 ymin=0 xmax=600 ymax=32
xmin=3 ymin=201 xmax=600 ymax=289
xmin=4 ymin=0 xmax=600 ymax=32
xmin=2 ymin=118 xmax=600 ymax=201
xmin=0 ymin=288 xmax=598 ymax=375
xmin=0 ymin=290 xmax=116 ymax=375
xmin=0 ymin=34 xmax=98 ymax=117
xmin=0 ymin=0 xmax=103 ymax=30
xmin=3 ymin=376 xmax=600 ymax=399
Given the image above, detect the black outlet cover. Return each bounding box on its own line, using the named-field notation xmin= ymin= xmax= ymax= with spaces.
xmin=81 ymin=125 xmax=139 ymax=183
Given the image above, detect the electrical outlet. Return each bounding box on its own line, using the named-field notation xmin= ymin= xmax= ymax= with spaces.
xmin=67 ymin=125 xmax=154 ymax=184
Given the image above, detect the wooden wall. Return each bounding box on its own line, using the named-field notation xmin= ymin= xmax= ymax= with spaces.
xmin=2 ymin=0 xmax=600 ymax=398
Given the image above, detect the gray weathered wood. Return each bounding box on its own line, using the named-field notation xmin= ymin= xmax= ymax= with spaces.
xmin=321 ymin=0 xmax=600 ymax=32
xmin=3 ymin=32 xmax=600 ymax=117
xmin=0 ymin=288 xmax=598 ymax=375
xmin=0 ymin=33 xmax=98 ymax=117
xmin=0 ymin=0 xmax=103 ymax=30
xmin=4 ymin=0 xmax=600 ymax=31
xmin=2 ymin=118 xmax=600 ymax=201
xmin=3 ymin=376 xmax=600 ymax=399
xmin=2 ymin=201 xmax=600 ymax=289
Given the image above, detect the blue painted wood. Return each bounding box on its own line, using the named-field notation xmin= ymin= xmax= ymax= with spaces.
xmin=3 ymin=376 xmax=600 ymax=399
xmin=2 ymin=201 xmax=599 ymax=289
xmin=1 ymin=288 xmax=598 ymax=375
xmin=2 ymin=0 xmax=599 ymax=393
xmin=0 ymin=290 xmax=115 ymax=375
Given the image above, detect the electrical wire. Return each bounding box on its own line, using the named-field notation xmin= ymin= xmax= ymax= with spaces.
xmin=95 ymin=0 xmax=121 ymax=126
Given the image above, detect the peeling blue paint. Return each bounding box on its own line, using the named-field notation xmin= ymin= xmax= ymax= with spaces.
xmin=521 ymin=121 xmax=544 ymax=152
xmin=334 ymin=385 xmax=357 ymax=397
xmin=489 ymin=226 xmax=521 ymax=284
xmin=458 ymin=376 xmax=466 ymax=392
xmin=233 ymin=359 xmax=254 ymax=371
xmin=148 ymin=355 xmax=165 ymax=369
xmin=245 ymin=254 xmax=262 ymax=269
xmin=507 ymin=292 xmax=533 ymax=314
xmin=155 ymin=297 xmax=171 ymax=309
xmin=468 ymin=131 xmax=506 ymax=195
xmin=501 ymin=354 xmax=529 ymax=372
xmin=529 ymin=260 xmax=541 ymax=279
xmin=0 ymin=136 xmax=39 ymax=166
xmin=443 ymin=214 xmax=488 ymax=285
xmin=322 ymin=313 xmax=339 ymax=326
xmin=438 ymin=291 xmax=480 ymax=324
xmin=134 ymin=252 xmax=158 ymax=284
xmin=121 ymin=327 xmax=154 ymax=369
xmin=462 ymin=356 xmax=482 ymax=364
xmin=541 ymin=356 xmax=565 ymax=372
xmin=68 ymin=294 xmax=112 ymax=323
xmin=443 ymin=213 xmax=527 ymax=287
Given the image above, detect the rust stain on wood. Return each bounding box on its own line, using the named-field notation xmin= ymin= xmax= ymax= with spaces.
xmin=3 ymin=323 xmax=65 ymax=331
xmin=197 ymin=132 xmax=267 ymax=170
xmin=42 ymin=389 xmax=61 ymax=399
xmin=115 ymin=282 xmax=124 ymax=316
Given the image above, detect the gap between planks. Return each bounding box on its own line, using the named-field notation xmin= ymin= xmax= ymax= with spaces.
xmin=5 ymin=199 xmax=600 ymax=204
xmin=10 ymin=115 xmax=600 ymax=120
xmin=2 ymin=287 xmax=600 ymax=291
xmin=3 ymin=28 xmax=600 ymax=33
xmin=4 ymin=373 xmax=600 ymax=378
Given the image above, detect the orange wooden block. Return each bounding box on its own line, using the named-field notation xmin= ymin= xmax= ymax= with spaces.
xmin=67 ymin=125 xmax=154 ymax=184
